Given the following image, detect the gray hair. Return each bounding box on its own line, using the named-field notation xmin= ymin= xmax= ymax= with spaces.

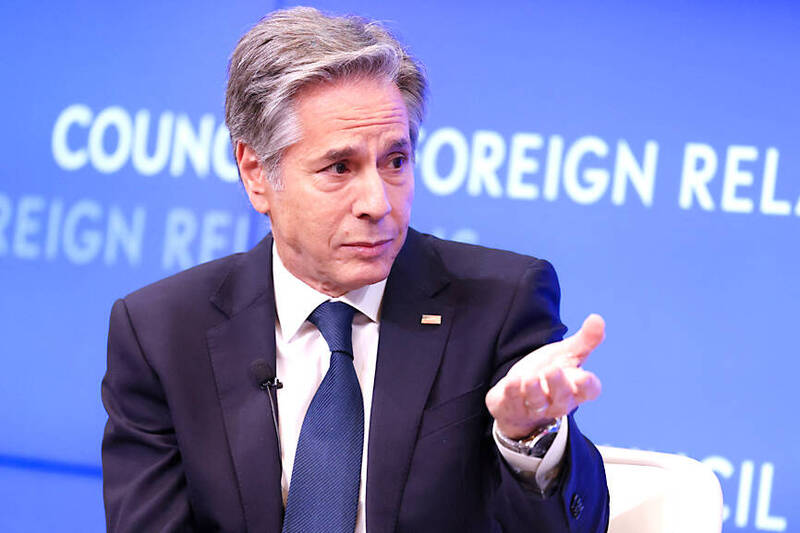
xmin=224 ymin=6 xmax=428 ymax=187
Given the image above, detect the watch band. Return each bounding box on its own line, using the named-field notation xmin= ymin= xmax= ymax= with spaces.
xmin=495 ymin=417 xmax=561 ymax=458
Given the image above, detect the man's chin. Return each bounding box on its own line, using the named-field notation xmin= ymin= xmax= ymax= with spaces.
xmin=352 ymin=265 xmax=392 ymax=286
xmin=337 ymin=261 xmax=393 ymax=292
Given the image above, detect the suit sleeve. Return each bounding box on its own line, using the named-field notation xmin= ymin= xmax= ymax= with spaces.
xmin=101 ymin=298 xmax=195 ymax=532
xmin=489 ymin=260 xmax=610 ymax=533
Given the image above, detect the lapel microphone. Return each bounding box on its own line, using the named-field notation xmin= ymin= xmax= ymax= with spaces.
xmin=250 ymin=359 xmax=284 ymax=391
xmin=249 ymin=359 xmax=283 ymax=460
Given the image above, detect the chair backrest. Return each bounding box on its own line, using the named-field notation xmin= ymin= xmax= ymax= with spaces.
xmin=598 ymin=446 xmax=723 ymax=533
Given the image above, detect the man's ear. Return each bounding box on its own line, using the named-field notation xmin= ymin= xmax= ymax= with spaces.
xmin=236 ymin=142 xmax=271 ymax=214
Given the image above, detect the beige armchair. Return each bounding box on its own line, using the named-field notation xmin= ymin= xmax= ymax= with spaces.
xmin=599 ymin=446 xmax=724 ymax=533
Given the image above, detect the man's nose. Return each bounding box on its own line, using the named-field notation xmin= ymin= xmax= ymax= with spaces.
xmin=353 ymin=167 xmax=392 ymax=220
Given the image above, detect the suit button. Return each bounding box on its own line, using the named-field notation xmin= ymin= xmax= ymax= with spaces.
xmin=570 ymin=493 xmax=584 ymax=519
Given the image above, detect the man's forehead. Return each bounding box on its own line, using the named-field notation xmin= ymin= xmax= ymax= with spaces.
xmin=289 ymin=78 xmax=411 ymax=160
xmin=298 ymin=106 xmax=409 ymax=138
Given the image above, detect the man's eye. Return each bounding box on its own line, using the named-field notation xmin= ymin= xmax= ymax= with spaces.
xmin=326 ymin=162 xmax=348 ymax=174
xmin=390 ymin=156 xmax=407 ymax=169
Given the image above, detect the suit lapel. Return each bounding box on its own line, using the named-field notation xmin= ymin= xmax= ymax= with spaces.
xmin=206 ymin=235 xmax=283 ymax=532
xmin=366 ymin=230 xmax=454 ymax=533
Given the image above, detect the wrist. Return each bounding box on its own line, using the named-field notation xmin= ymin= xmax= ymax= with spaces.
xmin=495 ymin=418 xmax=561 ymax=458
xmin=497 ymin=416 xmax=560 ymax=441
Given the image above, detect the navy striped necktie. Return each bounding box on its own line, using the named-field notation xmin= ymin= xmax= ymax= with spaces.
xmin=282 ymin=301 xmax=363 ymax=533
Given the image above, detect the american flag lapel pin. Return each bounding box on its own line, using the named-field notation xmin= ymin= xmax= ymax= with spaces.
xmin=421 ymin=314 xmax=442 ymax=325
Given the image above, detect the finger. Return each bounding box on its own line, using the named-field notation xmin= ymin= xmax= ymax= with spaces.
xmin=521 ymin=375 xmax=549 ymax=415
xmin=561 ymin=314 xmax=605 ymax=366
xmin=486 ymin=376 xmax=526 ymax=420
xmin=488 ymin=376 xmax=553 ymax=438
xmin=542 ymin=366 xmax=576 ymax=419
xmin=563 ymin=367 xmax=602 ymax=403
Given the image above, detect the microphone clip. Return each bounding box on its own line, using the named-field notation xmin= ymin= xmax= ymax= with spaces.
xmin=259 ymin=377 xmax=284 ymax=391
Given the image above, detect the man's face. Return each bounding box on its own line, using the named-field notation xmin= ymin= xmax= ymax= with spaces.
xmin=240 ymin=77 xmax=414 ymax=297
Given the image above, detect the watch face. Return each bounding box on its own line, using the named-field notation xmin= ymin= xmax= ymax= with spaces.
xmin=530 ymin=431 xmax=558 ymax=458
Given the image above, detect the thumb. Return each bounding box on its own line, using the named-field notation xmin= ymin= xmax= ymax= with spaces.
xmin=563 ymin=313 xmax=605 ymax=365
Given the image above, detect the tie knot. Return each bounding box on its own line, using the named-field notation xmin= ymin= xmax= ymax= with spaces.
xmin=308 ymin=301 xmax=356 ymax=356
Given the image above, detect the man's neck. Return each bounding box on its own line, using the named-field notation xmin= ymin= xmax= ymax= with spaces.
xmin=271 ymin=242 xmax=387 ymax=341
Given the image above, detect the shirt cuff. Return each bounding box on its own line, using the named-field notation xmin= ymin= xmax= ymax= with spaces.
xmin=492 ymin=415 xmax=568 ymax=492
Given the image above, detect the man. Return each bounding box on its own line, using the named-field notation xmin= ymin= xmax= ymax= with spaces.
xmin=102 ymin=7 xmax=609 ymax=532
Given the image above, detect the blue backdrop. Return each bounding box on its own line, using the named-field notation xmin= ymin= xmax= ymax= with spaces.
xmin=1 ymin=1 xmax=796 ymax=531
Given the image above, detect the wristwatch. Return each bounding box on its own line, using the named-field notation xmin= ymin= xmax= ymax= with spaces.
xmin=495 ymin=418 xmax=561 ymax=458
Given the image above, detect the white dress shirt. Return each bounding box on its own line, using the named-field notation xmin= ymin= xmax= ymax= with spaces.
xmin=271 ymin=245 xmax=567 ymax=532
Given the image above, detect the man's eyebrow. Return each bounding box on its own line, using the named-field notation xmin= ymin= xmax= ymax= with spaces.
xmin=316 ymin=146 xmax=356 ymax=164
xmin=313 ymin=139 xmax=411 ymax=165
xmin=384 ymin=138 xmax=411 ymax=154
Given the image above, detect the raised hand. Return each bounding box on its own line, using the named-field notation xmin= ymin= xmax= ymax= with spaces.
xmin=486 ymin=314 xmax=605 ymax=439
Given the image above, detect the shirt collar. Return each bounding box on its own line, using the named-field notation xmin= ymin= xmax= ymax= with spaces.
xmin=271 ymin=243 xmax=387 ymax=342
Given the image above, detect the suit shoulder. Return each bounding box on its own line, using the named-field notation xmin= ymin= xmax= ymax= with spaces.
xmin=121 ymin=251 xmax=246 ymax=315
xmin=413 ymin=231 xmax=556 ymax=280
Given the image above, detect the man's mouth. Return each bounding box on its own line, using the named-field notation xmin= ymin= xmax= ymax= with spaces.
xmin=341 ymin=238 xmax=394 ymax=256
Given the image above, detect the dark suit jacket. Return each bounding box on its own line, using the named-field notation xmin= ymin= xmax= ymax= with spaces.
xmin=102 ymin=228 xmax=609 ymax=532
